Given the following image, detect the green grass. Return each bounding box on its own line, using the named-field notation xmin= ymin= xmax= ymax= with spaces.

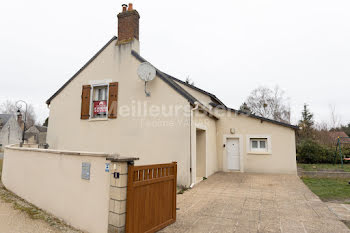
xmin=298 ymin=163 xmax=350 ymax=172
xmin=301 ymin=177 xmax=350 ymax=202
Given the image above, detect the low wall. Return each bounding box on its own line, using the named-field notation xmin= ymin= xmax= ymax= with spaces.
xmin=298 ymin=169 xmax=350 ymax=178
xmin=2 ymin=145 xmax=112 ymax=233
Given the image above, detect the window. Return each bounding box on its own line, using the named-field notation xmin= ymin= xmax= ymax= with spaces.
xmin=250 ymin=138 xmax=268 ymax=152
xmin=80 ymin=82 xmax=118 ymax=120
xmin=92 ymin=85 xmax=108 ymax=118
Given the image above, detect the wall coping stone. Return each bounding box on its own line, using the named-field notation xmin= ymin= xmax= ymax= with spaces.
xmin=106 ymin=154 xmax=139 ymax=163
xmin=5 ymin=144 xmax=137 ymax=159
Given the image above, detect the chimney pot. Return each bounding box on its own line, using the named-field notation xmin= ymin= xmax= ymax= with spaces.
xmin=128 ymin=3 xmax=133 ymax=11
xmin=122 ymin=4 xmax=127 ymax=12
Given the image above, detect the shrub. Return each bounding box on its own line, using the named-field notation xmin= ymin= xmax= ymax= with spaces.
xmin=297 ymin=139 xmax=338 ymax=164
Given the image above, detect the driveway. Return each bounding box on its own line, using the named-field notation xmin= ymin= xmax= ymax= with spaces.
xmin=161 ymin=172 xmax=350 ymax=233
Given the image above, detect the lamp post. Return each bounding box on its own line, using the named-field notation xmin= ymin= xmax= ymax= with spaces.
xmin=15 ymin=100 xmax=27 ymax=147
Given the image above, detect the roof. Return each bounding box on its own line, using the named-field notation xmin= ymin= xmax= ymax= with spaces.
xmin=209 ymin=103 xmax=299 ymax=130
xmin=46 ymin=36 xmax=118 ymax=105
xmin=24 ymin=132 xmax=36 ymax=140
xmin=0 ymin=114 xmax=12 ymax=128
xmin=165 ymin=74 xmax=226 ymax=107
xmin=131 ymin=51 xmax=298 ymax=130
xmin=34 ymin=125 xmax=47 ymax=133
xmin=45 ymin=35 xmax=298 ymax=130
xmin=330 ymin=131 xmax=350 ymax=143
xmin=131 ymin=51 xmax=198 ymax=106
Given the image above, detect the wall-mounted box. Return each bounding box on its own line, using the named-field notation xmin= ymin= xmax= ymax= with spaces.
xmin=81 ymin=162 xmax=91 ymax=180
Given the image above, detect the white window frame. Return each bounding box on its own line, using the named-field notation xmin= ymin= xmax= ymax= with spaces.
xmin=250 ymin=138 xmax=267 ymax=152
xmin=89 ymin=83 xmax=109 ymax=120
xmin=246 ymin=135 xmax=272 ymax=155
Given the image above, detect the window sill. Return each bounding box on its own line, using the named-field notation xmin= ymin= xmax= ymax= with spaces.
xmin=247 ymin=151 xmax=272 ymax=155
xmin=88 ymin=118 xmax=108 ymax=122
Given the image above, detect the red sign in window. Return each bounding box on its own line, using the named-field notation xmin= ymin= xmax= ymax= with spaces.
xmin=93 ymin=101 xmax=107 ymax=115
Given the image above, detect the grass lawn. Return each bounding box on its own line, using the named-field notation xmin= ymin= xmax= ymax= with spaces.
xmin=298 ymin=163 xmax=350 ymax=172
xmin=301 ymin=177 xmax=350 ymax=202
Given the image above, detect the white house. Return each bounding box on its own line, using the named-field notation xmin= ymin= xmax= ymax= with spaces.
xmin=45 ymin=4 xmax=297 ymax=186
xmin=0 ymin=114 xmax=22 ymax=150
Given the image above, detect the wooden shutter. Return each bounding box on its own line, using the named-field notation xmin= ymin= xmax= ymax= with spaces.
xmin=81 ymin=85 xmax=91 ymax=119
xmin=108 ymin=82 xmax=118 ymax=119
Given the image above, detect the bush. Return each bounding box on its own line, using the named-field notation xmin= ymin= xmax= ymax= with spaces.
xmin=297 ymin=139 xmax=338 ymax=164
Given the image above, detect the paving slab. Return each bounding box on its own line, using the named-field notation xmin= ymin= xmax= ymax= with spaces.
xmin=160 ymin=172 xmax=350 ymax=233
xmin=327 ymin=203 xmax=350 ymax=221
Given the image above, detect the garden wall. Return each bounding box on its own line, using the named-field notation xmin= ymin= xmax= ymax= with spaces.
xmin=1 ymin=145 xmax=112 ymax=233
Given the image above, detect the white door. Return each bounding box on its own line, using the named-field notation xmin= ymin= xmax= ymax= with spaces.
xmin=227 ymin=138 xmax=240 ymax=170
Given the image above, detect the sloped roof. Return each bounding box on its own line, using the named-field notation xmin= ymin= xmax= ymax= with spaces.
xmin=0 ymin=114 xmax=12 ymax=128
xmin=46 ymin=36 xmax=118 ymax=105
xmin=165 ymin=74 xmax=226 ymax=107
xmin=131 ymin=51 xmax=298 ymax=130
xmin=45 ymin=35 xmax=298 ymax=130
xmin=213 ymin=104 xmax=299 ymax=130
xmin=330 ymin=131 xmax=350 ymax=143
xmin=35 ymin=125 xmax=47 ymax=133
xmin=24 ymin=132 xmax=36 ymax=140
xmin=131 ymin=50 xmax=198 ymax=106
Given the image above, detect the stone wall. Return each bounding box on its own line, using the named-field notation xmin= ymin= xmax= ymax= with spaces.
xmin=108 ymin=162 xmax=129 ymax=233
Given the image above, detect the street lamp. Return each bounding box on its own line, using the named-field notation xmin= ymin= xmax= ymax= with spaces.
xmin=15 ymin=100 xmax=27 ymax=147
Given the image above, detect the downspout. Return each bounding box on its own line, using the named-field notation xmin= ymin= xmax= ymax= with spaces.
xmin=189 ymin=102 xmax=199 ymax=188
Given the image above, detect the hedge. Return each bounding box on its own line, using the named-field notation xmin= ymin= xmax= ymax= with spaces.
xmin=297 ymin=139 xmax=350 ymax=164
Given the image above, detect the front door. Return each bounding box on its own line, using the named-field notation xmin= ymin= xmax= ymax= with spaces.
xmin=227 ymin=138 xmax=240 ymax=170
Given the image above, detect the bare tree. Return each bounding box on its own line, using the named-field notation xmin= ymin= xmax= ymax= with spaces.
xmin=329 ymin=104 xmax=341 ymax=130
xmin=245 ymin=86 xmax=291 ymax=123
xmin=0 ymin=100 xmax=37 ymax=128
xmin=0 ymin=100 xmax=17 ymax=114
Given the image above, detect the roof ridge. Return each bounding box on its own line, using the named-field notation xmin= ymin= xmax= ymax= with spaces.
xmin=131 ymin=50 xmax=198 ymax=106
xmin=166 ymin=74 xmax=226 ymax=107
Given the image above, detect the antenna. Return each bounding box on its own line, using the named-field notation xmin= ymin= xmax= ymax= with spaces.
xmin=137 ymin=62 xmax=156 ymax=97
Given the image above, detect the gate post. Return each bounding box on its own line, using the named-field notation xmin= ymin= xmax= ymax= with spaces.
xmin=106 ymin=155 xmax=139 ymax=233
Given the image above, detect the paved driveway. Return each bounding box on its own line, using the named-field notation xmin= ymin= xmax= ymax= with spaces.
xmin=161 ymin=172 xmax=350 ymax=233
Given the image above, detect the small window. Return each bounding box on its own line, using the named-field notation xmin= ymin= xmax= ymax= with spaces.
xmin=250 ymin=138 xmax=268 ymax=152
xmin=92 ymin=85 xmax=108 ymax=118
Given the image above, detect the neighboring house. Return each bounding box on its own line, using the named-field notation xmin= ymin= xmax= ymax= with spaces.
xmin=45 ymin=4 xmax=298 ymax=186
xmin=0 ymin=114 xmax=22 ymax=150
xmin=329 ymin=131 xmax=350 ymax=145
xmin=25 ymin=125 xmax=47 ymax=145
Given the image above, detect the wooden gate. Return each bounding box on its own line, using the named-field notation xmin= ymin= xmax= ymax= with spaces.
xmin=126 ymin=162 xmax=177 ymax=233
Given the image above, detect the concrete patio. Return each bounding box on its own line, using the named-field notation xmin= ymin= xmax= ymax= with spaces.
xmin=161 ymin=172 xmax=350 ymax=233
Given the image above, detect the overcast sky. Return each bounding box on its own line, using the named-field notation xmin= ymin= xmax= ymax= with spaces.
xmin=1 ymin=0 xmax=349 ymax=126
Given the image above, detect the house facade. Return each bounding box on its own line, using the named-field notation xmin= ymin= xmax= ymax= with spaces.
xmin=0 ymin=114 xmax=22 ymax=150
xmin=25 ymin=125 xmax=47 ymax=145
xmin=46 ymin=4 xmax=297 ymax=186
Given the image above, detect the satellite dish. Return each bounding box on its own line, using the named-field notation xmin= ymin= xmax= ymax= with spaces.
xmin=137 ymin=62 xmax=156 ymax=82
xmin=137 ymin=62 xmax=156 ymax=96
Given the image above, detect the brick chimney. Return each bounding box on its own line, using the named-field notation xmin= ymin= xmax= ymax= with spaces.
xmin=117 ymin=3 xmax=140 ymax=44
